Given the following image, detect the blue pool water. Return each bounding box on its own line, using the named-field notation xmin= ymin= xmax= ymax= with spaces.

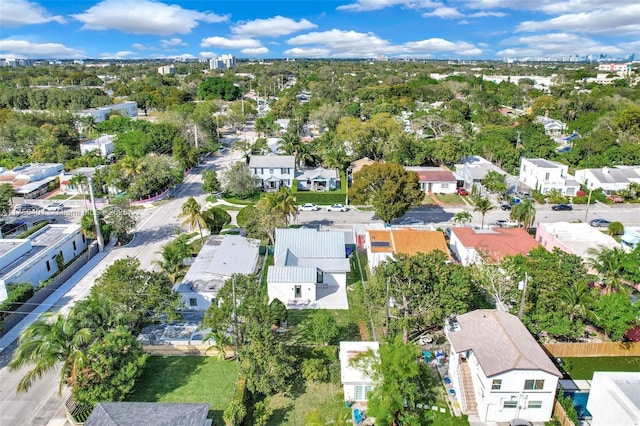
xmin=567 ymin=391 xmax=592 ymax=419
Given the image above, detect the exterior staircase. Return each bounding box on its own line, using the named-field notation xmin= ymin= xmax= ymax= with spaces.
xmin=458 ymin=361 xmax=478 ymax=415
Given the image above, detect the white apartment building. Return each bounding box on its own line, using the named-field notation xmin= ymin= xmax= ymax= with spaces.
xmin=158 ymin=65 xmax=176 ymax=75
xmin=76 ymin=101 xmax=138 ymax=123
xmin=209 ymin=54 xmax=236 ymax=70
xmin=80 ymin=134 xmax=115 ymax=158
xmin=519 ymin=158 xmax=580 ymax=195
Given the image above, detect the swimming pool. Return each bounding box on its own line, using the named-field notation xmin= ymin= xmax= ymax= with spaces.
xmin=567 ymin=391 xmax=592 ymax=419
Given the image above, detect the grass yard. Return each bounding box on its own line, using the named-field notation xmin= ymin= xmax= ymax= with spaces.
xmin=422 ymin=194 xmax=437 ymax=205
xmin=128 ymin=356 xmax=239 ymax=424
xmin=435 ymin=194 xmax=466 ymax=204
xmin=266 ymin=382 xmax=350 ymax=425
xmin=561 ymin=356 xmax=640 ymax=380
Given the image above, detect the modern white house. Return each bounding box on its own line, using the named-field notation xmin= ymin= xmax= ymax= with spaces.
xmin=339 ymin=341 xmax=379 ymax=403
xmin=575 ymin=166 xmax=640 ymax=195
xmin=173 ymin=235 xmax=260 ymax=310
xmin=80 ymin=134 xmax=115 ymax=158
xmin=445 ymin=310 xmax=562 ymax=423
xmin=267 ymin=228 xmax=350 ymax=309
xmin=76 ymin=101 xmax=138 ymax=123
xmin=587 ymin=372 xmax=640 ymax=426
xmin=518 ymin=158 xmax=580 ymax=196
xmin=405 ymin=167 xmax=457 ymax=194
xmin=295 ymin=166 xmax=338 ymax=192
xmin=0 ymin=163 xmax=64 ymax=199
xmin=248 ymin=154 xmax=296 ymax=190
xmin=0 ymin=225 xmax=88 ymax=302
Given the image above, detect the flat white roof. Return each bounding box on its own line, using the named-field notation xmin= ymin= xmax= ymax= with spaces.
xmin=339 ymin=341 xmax=379 ymax=384
xmin=539 ymin=222 xmax=620 ymax=258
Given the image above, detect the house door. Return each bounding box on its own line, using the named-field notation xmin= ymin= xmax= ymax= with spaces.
xmin=428 ymin=182 xmax=433 ymax=192
xmin=294 ymin=285 xmax=301 ymax=298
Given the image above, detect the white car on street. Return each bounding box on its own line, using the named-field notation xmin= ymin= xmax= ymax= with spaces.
xmin=43 ymin=202 xmax=65 ymax=211
xmin=327 ymin=204 xmax=348 ymax=212
xmin=298 ymin=203 xmax=320 ymax=212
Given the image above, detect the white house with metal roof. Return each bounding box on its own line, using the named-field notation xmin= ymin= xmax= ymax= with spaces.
xmin=519 ymin=158 xmax=580 ymax=195
xmin=0 ymin=224 xmax=88 ymax=302
xmin=445 ymin=310 xmax=562 ymax=422
xmin=267 ymin=228 xmax=350 ymax=309
xmin=575 ymin=166 xmax=640 ymax=195
xmin=173 ymin=235 xmax=260 ymax=310
xmin=248 ymin=154 xmax=296 ymax=191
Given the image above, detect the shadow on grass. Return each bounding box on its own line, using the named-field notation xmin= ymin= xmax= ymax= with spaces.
xmin=129 ymin=356 xmax=208 ymax=402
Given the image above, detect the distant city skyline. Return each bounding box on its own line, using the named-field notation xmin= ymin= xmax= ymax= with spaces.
xmin=1 ymin=0 xmax=639 ymax=61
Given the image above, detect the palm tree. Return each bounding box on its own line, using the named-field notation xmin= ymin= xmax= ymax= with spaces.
xmin=510 ymin=199 xmax=536 ymax=229
xmin=453 ymin=211 xmax=473 ymax=226
xmin=155 ymin=237 xmax=191 ymax=284
xmin=588 ymin=246 xmax=629 ymax=294
xmin=68 ymin=174 xmax=88 ymax=204
xmin=473 ymin=196 xmax=495 ymax=229
xmin=179 ymin=197 xmax=211 ymax=242
xmin=204 ymin=330 xmax=233 ymax=360
xmin=9 ymin=313 xmax=92 ymax=394
xmin=272 ymin=187 xmax=298 ymax=226
xmin=558 ymin=280 xmax=597 ymax=323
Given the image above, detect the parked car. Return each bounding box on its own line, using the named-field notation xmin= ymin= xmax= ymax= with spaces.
xmin=456 ymin=187 xmax=468 ymax=196
xmin=500 ymin=202 xmax=512 ymax=211
xmin=298 ymin=203 xmax=320 ymax=212
xmin=607 ymin=194 xmax=624 ymax=203
xmin=43 ymin=202 xmax=64 ymax=211
xmin=552 ymin=203 xmax=573 ymax=211
xmin=590 ymin=218 xmax=612 ymax=227
xmin=15 ymin=203 xmax=41 ymax=213
xmin=400 ymin=217 xmax=424 ymax=226
xmin=495 ymin=219 xmax=519 ymax=228
xmin=510 ymin=420 xmax=533 ymax=426
xmin=327 ymin=203 xmax=348 ymax=212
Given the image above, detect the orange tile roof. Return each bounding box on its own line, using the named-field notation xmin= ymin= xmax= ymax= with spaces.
xmin=451 ymin=227 xmax=539 ymax=262
xmin=368 ymin=229 xmax=449 ymax=256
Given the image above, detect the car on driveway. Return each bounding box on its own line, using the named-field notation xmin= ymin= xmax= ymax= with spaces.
xmin=607 ymin=194 xmax=624 ymax=203
xmin=500 ymin=202 xmax=512 ymax=211
xmin=15 ymin=203 xmax=41 ymax=214
xmin=590 ymin=218 xmax=612 ymax=227
xmin=327 ymin=203 xmax=348 ymax=212
xmin=298 ymin=203 xmax=320 ymax=212
xmin=400 ymin=217 xmax=424 ymax=226
xmin=510 ymin=420 xmax=533 ymax=426
xmin=43 ymin=202 xmax=65 ymax=211
xmin=457 ymin=187 xmax=468 ymax=196
xmin=552 ymin=203 xmax=573 ymax=211
xmin=495 ymin=219 xmax=519 ymax=228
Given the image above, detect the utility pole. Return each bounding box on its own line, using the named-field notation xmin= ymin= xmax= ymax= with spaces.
xmin=584 ymin=184 xmax=594 ymax=223
xmin=232 ymin=275 xmax=240 ymax=359
xmin=88 ymin=177 xmax=105 ymax=252
xmin=345 ymin=166 xmax=352 ymax=205
xmin=193 ymin=123 xmax=199 ymax=149
xmin=518 ymin=272 xmax=528 ymax=319
xmin=385 ymin=279 xmax=390 ymax=338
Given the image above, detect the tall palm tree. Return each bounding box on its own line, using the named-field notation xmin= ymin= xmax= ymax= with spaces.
xmin=558 ymin=280 xmax=597 ymax=323
xmin=588 ymin=246 xmax=629 ymax=294
xmin=155 ymin=238 xmax=191 ymax=284
xmin=510 ymin=199 xmax=536 ymax=229
xmin=453 ymin=211 xmax=473 ymax=226
xmin=473 ymin=196 xmax=495 ymax=229
xmin=9 ymin=313 xmax=92 ymax=394
xmin=272 ymin=187 xmax=298 ymax=226
xmin=179 ymin=197 xmax=211 ymax=242
xmin=68 ymin=174 xmax=88 ymax=204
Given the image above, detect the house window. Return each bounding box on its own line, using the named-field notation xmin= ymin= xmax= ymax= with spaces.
xmin=524 ymin=379 xmax=544 ymax=390
xmin=545 ymin=172 xmax=550 ymax=180
xmin=503 ymin=400 xmax=518 ymax=409
xmin=269 ymin=168 xmax=274 ymax=174
xmin=523 ymin=165 xmax=527 ymax=172
xmin=73 ymin=241 xmax=77 ymax=251
xmin=189 ymin=298 xmax=197 ymax=307
xmin=294 ymin=285 xmax=301 ymax=298
xmin=281 ymin=168 xmax=288 ymax=174
xmin=491 ymin=379 xmax=502 ymax=390
xmin=317 ymin=270 xmax=323 ymax=284
xmin=354 ymin=385 xmax=373 ymax=401
xmin=528 ymin=401 xmax=543 ymax=409
xmin=46 ymin=260 xmax=51 ymax=271
xmin=82 ymin=235 xmax=86 ymax=243
xmin=442 ymin=183 xmax=449 ymax=189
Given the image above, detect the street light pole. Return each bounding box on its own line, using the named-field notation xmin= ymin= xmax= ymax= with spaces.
xmin=345 ymin=166 xmax=352 ymax=206
xmin=584 ymin=185 xmax=594 ymax=223
xmin=88 ymin=177 xmax=105 ymax=252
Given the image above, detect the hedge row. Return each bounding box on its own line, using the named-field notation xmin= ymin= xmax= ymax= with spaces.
xmin=0 ymin=282 xmax=35 ymax=322
xmin=15 ymin=221 xmax=49 ymax=239
xmin=294 ymin=192 xmax=347 ymax=205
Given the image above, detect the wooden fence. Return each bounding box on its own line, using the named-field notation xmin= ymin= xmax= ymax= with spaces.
xmin=544 ymin=342 xmax=640 ymax=357
xmin=143 ymin=344 xmax=235 ymax=358
xmin=552 ymin=400 xmax=576 ymax=426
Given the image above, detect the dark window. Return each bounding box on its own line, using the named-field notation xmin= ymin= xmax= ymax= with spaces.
xmin=503 ymin=400 xmax=517 ymax=408
xmin=524 ymin=379 xmax=544 ymax=390
xmin=82 ymin=234 xmax=86 ymax=243
xmin=294 ymin=285 xmax=301 ymax=298
xmin=317 ymin=270 xmax=323 ymax=283
xmin=491 ymin=379 xmax=502 ymax=390
xmin=189 ymin=298 xmax=197 ymax=307
xmin=46 ymin=260 xmax=51 ymax=271
xmin=528 ymin=400 xmax=543 ymax=409
xmin=73 ymin=241 xmax=77 ymax=251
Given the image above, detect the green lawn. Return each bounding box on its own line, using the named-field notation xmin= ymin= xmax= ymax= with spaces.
xmin=266 ymin=382 xmax=350 ymax=425
xmin=561 ymin=356 xmax=640 ymax=380
xmin=435 ymin=194 xmax=466 ymax=204
xmin=128 ymin=356 xmax=239 ymax=424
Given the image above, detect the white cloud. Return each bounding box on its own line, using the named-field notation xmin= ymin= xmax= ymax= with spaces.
xmin=0 ymin=39 xmax=84 ymax=58
xmin=232 ymin=16 xmax=317 ymax=37
xmin=72 ymin=0 xmax=228 ymax=35
xmin=0 ymin=0 xmax=66 ymax=27
xmin=132 ymin=43 xmax=147 ymax=50
xmin=241 ymin=47 xmax=269 ymax=55
xmin=468 ymin=11 xmax=506 ymax=17
xmin=161 ymin=38 xmax=187 ymax=48
xmin=404 ymin=38 xmax=480 ymax=55
xmin=517 ymin=5 xmax=640 ymax=35
xmin=422 ymin=6 xmax=464 ymax=18
xmin=497 ymin=33 xmax=625 ymax=58
xmin=457 ymin=19 xmax=469 ymax=25
xmin=337 ymin=0 xmax=437 ymax=12
xmin=283 ymin=47 xmax=332 ymax=58
xmin=175 ymin=53 xmax=196 ymax=59
xmin=201 ymin=37 xmax=262 ymax=49
xmin=99 ymin=50 xmax=137 ymax=59
xmin=199 ymin=51 xmax=217 ymax=58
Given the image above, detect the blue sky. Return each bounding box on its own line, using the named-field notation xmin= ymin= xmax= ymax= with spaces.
xmin=1 ymin=0 xmax=639 ymax=60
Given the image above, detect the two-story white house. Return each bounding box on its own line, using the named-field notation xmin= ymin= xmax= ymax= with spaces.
xmin=248 ymin=154 xmax=296 ymax=191
xmin=519 ymin=158 xmax=580 ymax=196
xmin=267 ymin=228 xmax=350 ymax=309
xmin=80 ymin=134 xmax=115 ymax=158
xmin=445 ymin=310 xmax=562 ymax=423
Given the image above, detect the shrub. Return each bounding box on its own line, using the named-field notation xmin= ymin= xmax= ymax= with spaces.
xmin=15 ymin=221 xmax=49 ymax=239
xmin=0 ymin=282 xmax=35 ymax=322
xmin=608 ymin=221 xmax=624 ymax=236
xmin=224 ymin=378 xmax=247 ymax=426
xmin=236 ymin=205 xmax=256 ymax=228
xmin=557 ymin=389 xmax=578 ymax=424
xmin=301 ymin=358 xmax=330 ymax=383
xmin=294 ymin=192 xmax=347 ymax=205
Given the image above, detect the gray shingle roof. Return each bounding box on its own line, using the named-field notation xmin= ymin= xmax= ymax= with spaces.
xmin=587 ymin=167 xmax=640 ymax=185
xmin=447 ymin=310 xmax=562 ymax=378
xmin=85 ymin=402 xmax=210 ymax=426
xmin=249 ymin=154 xmax=295 ymax=168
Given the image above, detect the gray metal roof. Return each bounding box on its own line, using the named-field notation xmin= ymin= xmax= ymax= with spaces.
xmin=526 ymin=158 xmax=563 ymax=169
xmin=294 ymin=257 xmax=351 ymax=272
xmin=267 ymin=266 xmax=316 ymax=283
xmin=85 ymin=402 xmax=210 ymax=426
xmin=249 ymin=154 xmax=295 ymax=168
xmin=587 ymin=167 xmax=640 ymax=185
xmin=447 ymin=310 xmax=562 ymax=378
xmin=274 ymin=228 xmax=346 ymax=265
